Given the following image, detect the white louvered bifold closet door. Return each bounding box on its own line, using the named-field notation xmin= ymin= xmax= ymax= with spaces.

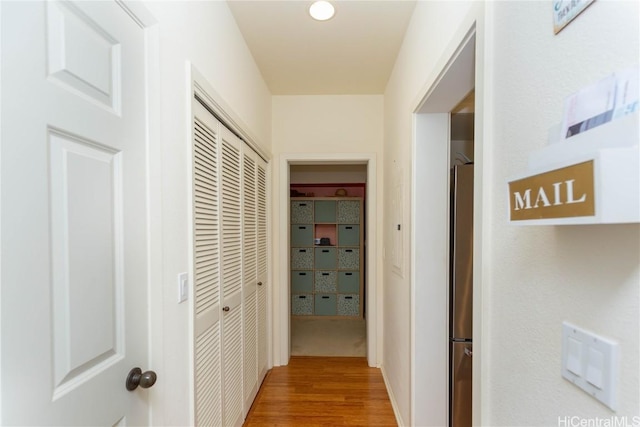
xmin=242 ymin=149 xmax=258 ymax=415
xmin=192 ymin=100 xmax=222 ymax=427
xmin=256 ymin=158 xmax=268 ymax=381
xmin=192 ymin=95 xmax=268 ymax=427
xmin=220 ymin=125 xmax=244 ymax=427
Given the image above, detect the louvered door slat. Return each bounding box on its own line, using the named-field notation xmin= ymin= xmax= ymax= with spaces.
xmin=256 ymin=159 xmax=268 ymax=381
xmin=193 ymin=114 xmax=221 ymax=318
xmin=194 ymin=191 xmax=217 ymax=204
xmin=243 ymin=155 xmax=257 ymax=285
xmin=219 ymin=125 xmax=244 ymax=427
xmin=192 ymin=100 xmax=222 ymax=426
xmin=243 ymin=290 xmax=257 ymax=406
xmin=195 ymin=323 xmax=221 ymax=427
xmin=195 ymin=259 xmax=219 ymax=274
xmin=257 ymin=280 xmax=267 ymax=380
xmin=194 ymin=238 xmax=217 ymax=247
xmin=222 ymin=307 xmax=243 ymax=426
xmin=257 ymin=164 xmax=267 ymax=279
xmin=194 ymin=177 xmax=218 ymax=196
xmin=193 ymin=96 xmax=269 ymax=427
xmin=194 ymin=154 xmax=218 ymax=172
xmin=242 ymin=150 xmax=259 ymax=414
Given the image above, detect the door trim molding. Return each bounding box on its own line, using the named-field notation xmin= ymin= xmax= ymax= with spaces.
xmin=112 ymin=2 xmax=164 ymax=425
xmin=411 ymin=2 xmax=489 ymax=426
xmin=276 ymin=153 xmax=379 ymax=368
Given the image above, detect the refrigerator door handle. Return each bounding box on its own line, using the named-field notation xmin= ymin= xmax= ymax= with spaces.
xmin=464 ymin=347 xmax=473 ymax=358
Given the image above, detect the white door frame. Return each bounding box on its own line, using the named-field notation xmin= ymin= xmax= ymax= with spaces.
xmin=411 ymin=2 xmax=490 ymax=426
xmin=124 ymin=3 xmax=165 ymax=425
xmin=112 ymin=2 xmax=165 ymax=424
xmin=277 ymin=153 xmax=379 ymax=367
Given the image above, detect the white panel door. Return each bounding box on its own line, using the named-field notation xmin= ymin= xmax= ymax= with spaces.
xmin=220 ymin=125 xmax=244 ymax=427
xmin=242 ymin=148 xmax=258 ymax=415
xmin=1 ymin=1 xmax=152 ymax=425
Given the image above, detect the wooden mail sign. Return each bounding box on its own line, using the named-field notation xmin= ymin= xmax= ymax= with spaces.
xmin=509 ymin=161 xmax=595 ymax=221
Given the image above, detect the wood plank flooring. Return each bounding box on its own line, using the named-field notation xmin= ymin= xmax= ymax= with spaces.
xmin=243 ymin=357 xmax=397 ymax=426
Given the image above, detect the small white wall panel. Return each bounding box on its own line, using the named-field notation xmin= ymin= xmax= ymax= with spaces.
xmin=49 ymin=130 xmax=123 ymax=395
xmin=47 ymin=0 xmax=121 ymax=111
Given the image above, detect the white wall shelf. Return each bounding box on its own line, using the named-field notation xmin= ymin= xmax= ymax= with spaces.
xmin=508 ymin=113 xmax=639 ymax=225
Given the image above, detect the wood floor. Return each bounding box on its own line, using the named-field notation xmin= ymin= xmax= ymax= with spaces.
xmin=243 ymin=357 xmax=397 ymax=426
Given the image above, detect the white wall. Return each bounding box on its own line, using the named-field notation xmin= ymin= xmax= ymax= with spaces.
xmin=384 ymin=0 xmax=639 ymax=425
xmin=290 ymin=165 xmax=368 ymax=183
xmin=487 ymin=1 xmax=639 ymax=424
xmin=142 ymin=2 xmax=272 ymax=425
xmin=132 ymin=1 xmax=638 ymax=425
xmin=383 ymin=1 xmax=476 ymax=424
xmin=271 ymin=95 xmax=384 ymax=366
xmin=272 ymin=96 xmax=383 ymax=153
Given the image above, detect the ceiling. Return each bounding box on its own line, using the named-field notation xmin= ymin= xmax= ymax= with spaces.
xmin=227 ymin=0 xmax=417 ymax=95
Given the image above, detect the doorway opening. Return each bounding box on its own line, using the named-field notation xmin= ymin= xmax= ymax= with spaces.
xmin=411 ymin=24 xmax=482 ymax=426
xmin=277 ymin=154 xmax=379 ymax=368
xmin=289 ymin=164 xmax=367 ymax=357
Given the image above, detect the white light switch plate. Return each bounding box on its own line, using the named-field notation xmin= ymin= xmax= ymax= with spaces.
xmin=178 ymin=272 xmax=188 ymax=303
xmin=561 ymin=321 xmax=618 ymax=410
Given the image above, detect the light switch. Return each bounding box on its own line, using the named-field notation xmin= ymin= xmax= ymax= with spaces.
xmin=178 ymin=272 xmax=189 ymax=303
xmin=562 ymin=322 xmax=585 ymax=381
xmin=566 ymin=336 xmax=583 ymax=376
xmin=561 ymin=321 xmax=618 ymax=410
xmin=586 ymin=347 xmax=604 ymax=389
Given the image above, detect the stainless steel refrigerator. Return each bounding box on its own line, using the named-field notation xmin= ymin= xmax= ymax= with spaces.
xmin=449 ymin=163 xmax=473 ymax=427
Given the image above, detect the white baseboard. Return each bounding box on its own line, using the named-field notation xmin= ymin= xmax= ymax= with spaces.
xmin=381 ymin=365 xmax=406 ymax=427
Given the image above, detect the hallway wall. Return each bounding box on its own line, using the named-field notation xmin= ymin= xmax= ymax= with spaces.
xmin=116 ymin=2 xmax=637 ymax=425
xmin=382 ymin=1 xmax=476 ymax=423
xmin=271 ymin=95 xmax=384 ymax=365
xmin=384 ymin=0 xmax=639 ymax=425
xmin=486 ymin=1 xmax=639 ymax=424
xmin=142 ymin=2 xmax=272 ymax=425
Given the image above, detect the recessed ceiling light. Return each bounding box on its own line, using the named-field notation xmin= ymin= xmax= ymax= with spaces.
xmin=309 ymin=1 xmax=335 ymax=21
